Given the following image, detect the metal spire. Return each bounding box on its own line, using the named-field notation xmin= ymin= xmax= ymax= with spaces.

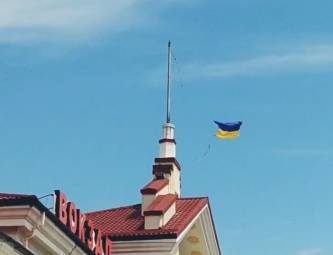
xmin=166 ymin=40 xmax=171 ymax=124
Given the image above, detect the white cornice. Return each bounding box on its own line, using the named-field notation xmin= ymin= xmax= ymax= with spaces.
xmin=0 ymin=206 xmax=33 ymax=230
xmin=112 ymin=239 xmax=176 ymax=254
xmin=0 ymin=205 xmax=88 ymax=255
xmin=31 ymin=208 xmax=87 ymax=255
xmin=170 ymin=243 xmax=179 ymax=255
xmin=0 ymin=240 xmax=17 ymax=255
xmin=200 ymin=207 xmax=220 ymax=255
xmin=113 ymin=239 xmax=177 ymax=244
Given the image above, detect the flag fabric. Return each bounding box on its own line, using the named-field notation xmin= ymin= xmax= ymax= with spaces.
xmin=214 ymin=121 xmax=242 ymax=139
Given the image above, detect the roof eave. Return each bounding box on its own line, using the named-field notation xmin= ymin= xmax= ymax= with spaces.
xmin=108 ymin=233 xmax=178 ymax=241
xmin=0 ymin=197 xmax=96 ymax=255
xmin=205 ymin=199 xmax=222 ymax=255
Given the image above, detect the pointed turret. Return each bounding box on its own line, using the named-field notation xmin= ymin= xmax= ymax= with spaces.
xmin=140 ymin=41 xmax=181 ymax=229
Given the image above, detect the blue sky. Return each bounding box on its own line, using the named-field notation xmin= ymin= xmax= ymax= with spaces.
xmin=1 ymin=0 xmax=333 ymax=255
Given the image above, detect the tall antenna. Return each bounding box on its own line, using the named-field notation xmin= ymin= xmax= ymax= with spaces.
xmin=166 ymin=40 xmax=171 ymax=124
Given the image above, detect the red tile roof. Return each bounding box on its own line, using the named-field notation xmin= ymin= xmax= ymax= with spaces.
xmin=86 ymin=197 xmax=208 ymax=239
xmin=140 ymin=179 xmax=169 ymax=194
xmin=0 ymin=193 xmax=36 ymax=200
xmin=144 ymin=194 xmax=177 ymax=216
xmin=0 ymin=193 xmax=210 ymax=241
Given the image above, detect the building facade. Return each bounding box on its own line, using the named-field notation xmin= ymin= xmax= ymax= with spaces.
xmin=0 ymin=122 xmax=221 ymax=255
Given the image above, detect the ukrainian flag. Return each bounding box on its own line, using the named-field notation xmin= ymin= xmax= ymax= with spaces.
xmin=214 ymin=121 xmax=242 ymax=139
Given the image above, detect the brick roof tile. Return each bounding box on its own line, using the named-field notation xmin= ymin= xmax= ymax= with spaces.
xmin=86 ymin=197 xmax=208 ymax=238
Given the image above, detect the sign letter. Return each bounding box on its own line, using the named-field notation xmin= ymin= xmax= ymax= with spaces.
xmin=84 ymin=219 xmax=94 ymax=250
xmin=103 ymin=236 xmax=112 ymax=255
xmin=67 ymin=202 xmax=77 ymax=234
xmin=55 ymin=190 xmax=67 ymax=225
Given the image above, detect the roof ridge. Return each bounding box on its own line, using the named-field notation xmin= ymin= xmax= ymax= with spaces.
xmin=178 ymin=196 xmax=208 ymax=200
xmin=86 ymin=197 xmax=208 ymax=215
xmin=85 ymin=195 xmax=208 ymax=215
xmin=85 ymin=203 xmax=141 ymax=215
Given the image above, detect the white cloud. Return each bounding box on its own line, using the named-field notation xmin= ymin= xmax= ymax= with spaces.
xmin=0 ymin=0 xmax=170 ymax=44
xmin=176 ymin=43 xmax=333 ymax=80
xmin=298 ymin=248 xmax=324 ymax=255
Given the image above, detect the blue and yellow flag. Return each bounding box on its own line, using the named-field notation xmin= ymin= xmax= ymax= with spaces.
xmin=214 ymin=121 xmax=242 ymax=139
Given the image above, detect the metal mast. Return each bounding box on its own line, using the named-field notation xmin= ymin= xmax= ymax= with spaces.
xmin=166 ymin=40 xmax=171 ymax=124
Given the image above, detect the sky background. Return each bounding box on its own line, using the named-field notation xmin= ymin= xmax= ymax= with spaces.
xmin=1 ymin=0 xmax=333 ymax=255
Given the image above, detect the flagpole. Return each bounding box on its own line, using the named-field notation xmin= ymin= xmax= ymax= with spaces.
xmin=166 ymin=40 xmax=171 ymax=124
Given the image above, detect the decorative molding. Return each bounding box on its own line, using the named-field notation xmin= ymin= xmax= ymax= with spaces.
xmin=111 ymin=239 xmax=177 ymax=254
xmin=200 ymin=208 xmax=220 ymax=255
xmin=0 ymin=206 xmax=87 ymax=255
xmin=187 ymin=236 xmax=200 ymax=244
xmin=154 ymin=158 xmax=181 ymax=170
xmin=34 ymin=210 xmax=87 ymax=255
xmin=0 ymin=240 xmax=16 ymax=255
xmin=159 ymin=138 xmax=176 ymax=144
xmin=198 ymin=216 xmax=209 ymax=255
xmin=170 ymin=243 xmax=179 ymax=255
xmin=152 ymin=164 xmax=173 ymax=175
